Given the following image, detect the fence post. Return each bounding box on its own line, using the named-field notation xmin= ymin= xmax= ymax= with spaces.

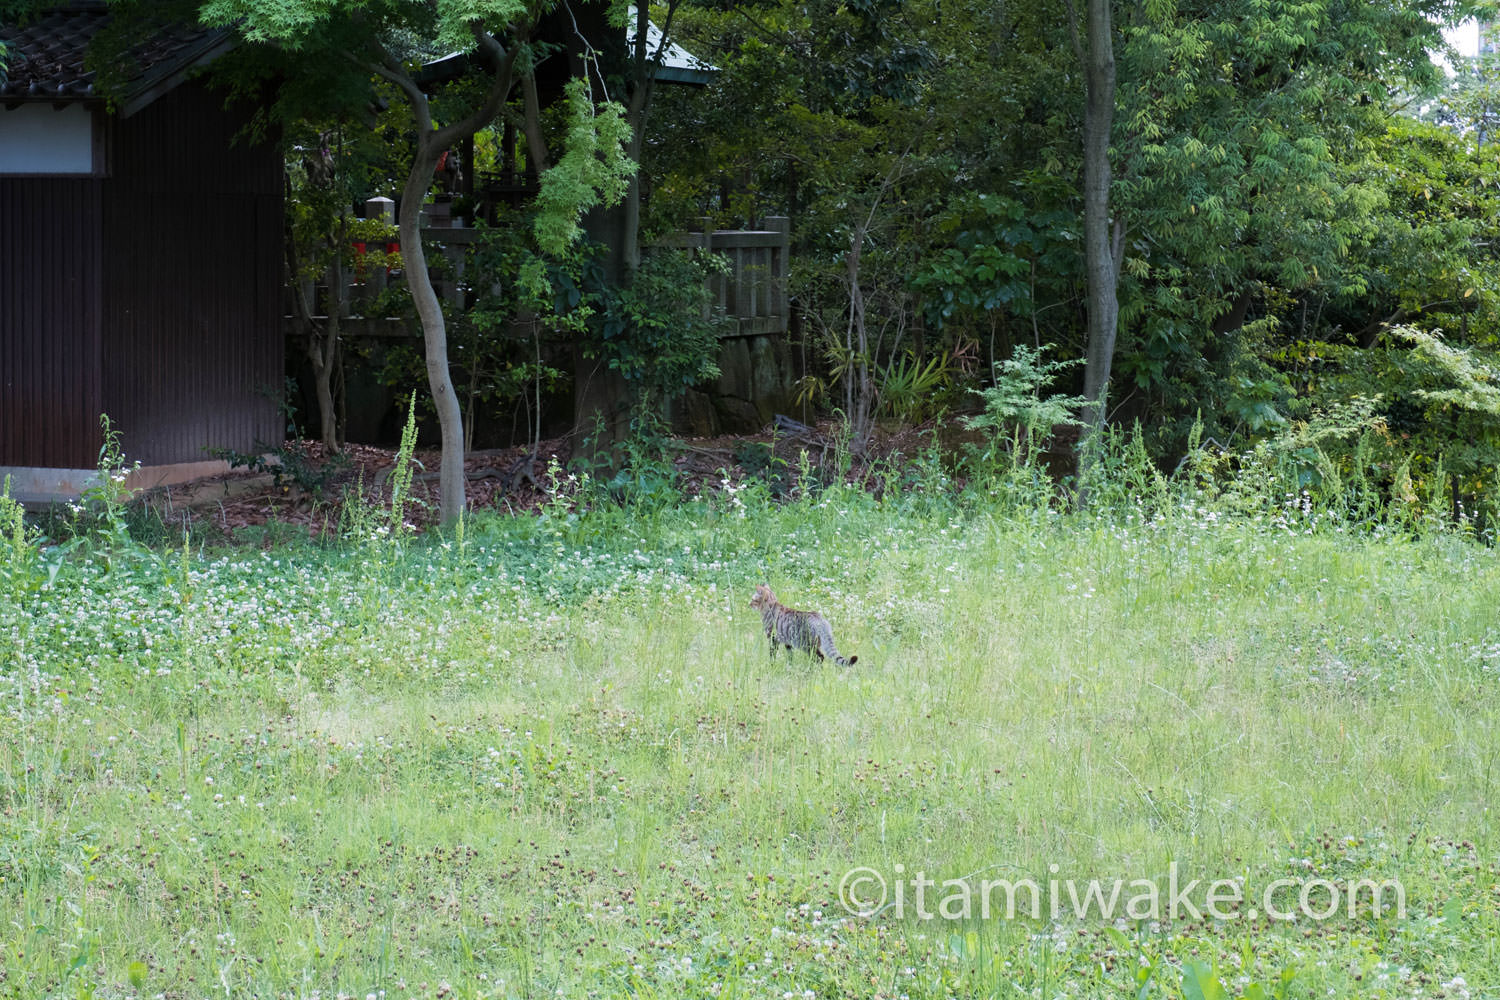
xmin=766 ymin=216 xmax=790 ymax=330
xmin=701 ymin=217 xmax=729 ymax=316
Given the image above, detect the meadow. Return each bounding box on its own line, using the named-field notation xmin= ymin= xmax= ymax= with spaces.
xmin=2 ymin=461 xmax=1499 ymax=999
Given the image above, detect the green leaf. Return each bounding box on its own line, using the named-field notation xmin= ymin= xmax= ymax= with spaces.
xmin=533 ymin=79 xmax=637 ymax=256
xmin=1181 ymin=959 xmax=1227 ymax=1000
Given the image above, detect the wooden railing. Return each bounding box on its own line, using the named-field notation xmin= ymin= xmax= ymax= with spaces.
xmin=290 ymin=206 xmax=790 ymax=340
xmin=660 ymin=217 xmax=790 ymax=337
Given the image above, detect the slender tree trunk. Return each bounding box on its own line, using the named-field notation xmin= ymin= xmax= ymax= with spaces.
xmin=372 ymin=28 xmax=519 ymax=527
xmin=309 ymin=254 xmax=343 ymax=451
xmin=399 ymin=135 xmax=467 ymax=524
xmin=622 ymin=131 xmax=644 ymax=276
xmin=519 ymin=71 xmax=552 ymax=176
xmin=287 ymin=229 xmax=341 ymax=453
xmin=567 ymin=0 xmax=649 ymax=467
xmin=375 ymin=29 xmax=517 ymax=525
xmin=622 ymin=0 xmax=671 ymax=278
xmin=309 ymin=326 xmax=339 ymax=449
xmin=1078 ymin=0 xmax=1117 ymax=437
xmin=845 ymin=224 xmax=873 ymax=452
xmin=1065 ymin=0 xmax=1122 ymax=496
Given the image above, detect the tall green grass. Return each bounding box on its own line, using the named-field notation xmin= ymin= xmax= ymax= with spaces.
xmin=2 ymin=451 xmax=1498 ymax=998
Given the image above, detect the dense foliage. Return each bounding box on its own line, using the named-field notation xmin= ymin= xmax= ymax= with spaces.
xmin=24 ymin=0 xmax=1500 ymax=507
xmin=643 ymin=0 xmax=1500 ymax=509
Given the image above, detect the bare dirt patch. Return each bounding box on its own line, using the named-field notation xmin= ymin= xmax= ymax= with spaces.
xmin=134 ymin=419 xmax=959 ymax=541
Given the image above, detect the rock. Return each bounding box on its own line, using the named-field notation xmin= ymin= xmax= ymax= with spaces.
xmin=671 ymin=389 xmax=719 ymax=438
xmin=749 ymin=335 xmax=795 ymax=422
xmin=715 ymin=338 xmax=753 ymax=399
xmin=712 ymin=395 xmax=764 ymax=433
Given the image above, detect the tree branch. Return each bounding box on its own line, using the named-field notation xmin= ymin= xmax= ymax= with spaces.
xmin=519 ymin=54 xmax=552 ymax=172
xmin=367 ymin=39 xmax=432 ymax=132
xmin=629 ymin=0 xmax=685 ymax=121
xmin=1111 ymin=213 xmax=1127 ymax=276
xmin=559 ymin=0 xmax=611 ymax=102
xmin=1062 ymin=0 xmax=1085 ymax=72
xmin=1358 ymin=300 xmax=1472 ymax=348
xmin=430 ymin=24 xmax=518 ymax=149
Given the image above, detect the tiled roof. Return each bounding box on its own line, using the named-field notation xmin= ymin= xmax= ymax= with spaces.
xmin=628 ymin=12 xmax=717 ymax=86
xmin=0 ymin=1 xmax=236 ymax=115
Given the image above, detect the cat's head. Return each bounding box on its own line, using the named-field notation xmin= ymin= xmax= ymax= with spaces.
xmin=750 ymin=583 xmax=775 ymax=609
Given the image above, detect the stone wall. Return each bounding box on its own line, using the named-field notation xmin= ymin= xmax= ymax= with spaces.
xmin=671 ymin=331 xmax=803 ymax=437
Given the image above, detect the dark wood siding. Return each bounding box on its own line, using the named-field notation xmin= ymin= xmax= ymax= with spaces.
xmin=0 ymin=176 xmax=103 ymax=468
xmin=101 ymin=81 xmax=283 ymax=466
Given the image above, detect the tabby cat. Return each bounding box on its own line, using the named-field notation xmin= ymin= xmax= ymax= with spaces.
xmin=750 ymin=584 xmax=858 ymax=666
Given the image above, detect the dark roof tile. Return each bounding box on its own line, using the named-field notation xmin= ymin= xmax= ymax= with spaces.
xmin=0 ymin=2 xmax=235 ymax=114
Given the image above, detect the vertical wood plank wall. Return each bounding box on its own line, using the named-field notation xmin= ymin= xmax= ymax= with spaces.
xmin=0 ymin=177 xmax=104 ymax=468
xmin=100 ymin=82 xmax=283 ymax=466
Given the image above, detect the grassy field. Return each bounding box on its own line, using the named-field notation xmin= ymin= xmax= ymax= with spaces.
xmin=3 ymin=478 xmax=1499 ymax=998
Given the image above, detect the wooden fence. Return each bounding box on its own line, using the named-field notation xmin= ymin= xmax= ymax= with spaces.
xmin=291 ymin=207 xmax=791 ymax=340
xmin=659 ymin=217 xmax=790 ymax=337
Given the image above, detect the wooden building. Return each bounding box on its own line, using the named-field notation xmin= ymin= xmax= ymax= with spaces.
xmin=0 ymin=2 xmax=282 ymax=502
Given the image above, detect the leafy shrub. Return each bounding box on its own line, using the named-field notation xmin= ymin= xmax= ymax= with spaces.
xmin=1258 ymin=326 xmax=1500 ymax=532
xmin=963 ymin=343 xmax=1086 ymax=482
xmin=878 ymin=351 xmax=953 ymax=424
xmin=587 ymin=248 xmax=730 ymax=413
xmin=734 ymin=440 xmax=792 ymax=498
xmin=209 ymin=440 xmax=351 ymax=497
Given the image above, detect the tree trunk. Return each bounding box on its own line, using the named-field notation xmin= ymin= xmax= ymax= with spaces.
xmin=309 ymin=324 xmax=339 ymax=450
xmin=845 ymin=224 xmax=874 ymax=452
xmin=308 ymin=253 xmax=343 ymax=452
xmin=399 ymin=136 xmax=467 ymax=525
xmin=372 ymin=28 xmax=517 ymax=526
xmin=1212 ymin=287 xmax=1255 ymax=337
xmin=622 ymin=133 xmax=644 ymax=276
xmin=286 ymin=217 xmax=341 ymax=454
xmin=622 ymin=0 xmax=664 ymax=278
xmin=1074 ymin=0 xmax=1120 ymax=482
xmin=568 ymin=0 xmax=642 ymax=467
